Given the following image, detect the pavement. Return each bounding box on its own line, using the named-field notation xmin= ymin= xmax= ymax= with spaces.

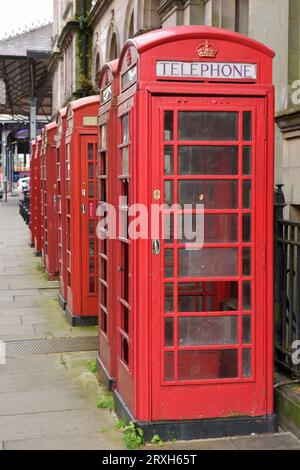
xmin=0 ymin=195 xmax=300 ymax=450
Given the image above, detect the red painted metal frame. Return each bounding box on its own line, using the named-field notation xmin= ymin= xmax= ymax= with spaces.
xmin=151 ymin=96 xmax=265 ymax=420
xmin=64 ymin=96 xmax=100 ymax=323
xmin=29 ymin=140 xmax=36 ymax=247
xmin=33 ymin=136 xmax=42 ymax=255
xmin=97 ymin=60 xmax=120 ymax=383
xmin=41 ymin=122 xmax=58 ymax=280
xmin=113 ymin=26 xmax=275 ymax=423
xmin=55 ymin=108 xmax=68 ymax=307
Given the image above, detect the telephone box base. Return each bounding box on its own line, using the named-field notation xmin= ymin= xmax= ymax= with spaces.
xmin=65 ymin=305 xmax=98 ymax=327
xmin=58 ymin=293 xmax=67 ymax=311
xmin=45 ymin=272 xmax=58 ymax=281
xmin=113 ymin=390 xmax=277 ymax=441
xmin=96 ymin=355 xmax=116 ymax=391
xmin=34 ymin=251 xmax=41 ymax=257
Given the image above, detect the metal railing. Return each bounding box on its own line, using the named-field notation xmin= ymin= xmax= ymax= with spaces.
xmin=274 ymin=185 xmax=300 ymax=376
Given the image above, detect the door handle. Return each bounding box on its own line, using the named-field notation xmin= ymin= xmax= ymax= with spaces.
xmin=152 ymin=240 xmax=160 ymax=255
xmin=81 ymin=204 xmax=86 ymax=214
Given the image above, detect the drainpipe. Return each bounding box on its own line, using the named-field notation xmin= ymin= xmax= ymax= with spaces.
xmin=80 ymin=0 xmax=88 ymax=84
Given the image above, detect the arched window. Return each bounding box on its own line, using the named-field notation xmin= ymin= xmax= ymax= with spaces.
xmin=109 ymin=32 xmax=118 ymax=61
xmin=128 ymin=12 xmax=134 ymax=38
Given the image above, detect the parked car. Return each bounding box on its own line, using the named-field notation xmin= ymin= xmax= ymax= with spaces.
xmin=15 ymin=177 xmax=30 ymax=194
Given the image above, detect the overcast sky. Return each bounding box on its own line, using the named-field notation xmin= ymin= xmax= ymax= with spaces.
xmin=0 ymin=1 xmax=53 ymax=39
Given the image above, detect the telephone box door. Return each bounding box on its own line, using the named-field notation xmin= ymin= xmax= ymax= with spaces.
xmin=81 ymin=135 xmax=98 ymax=313
xmin=151 ymin=95 xmax=268 ymax=420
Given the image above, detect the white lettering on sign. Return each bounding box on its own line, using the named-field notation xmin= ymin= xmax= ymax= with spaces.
xmin=156 ymin=61 xmax=257 ymax=80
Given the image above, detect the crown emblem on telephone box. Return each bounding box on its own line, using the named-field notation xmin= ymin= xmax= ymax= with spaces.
xmin=197 ymin=40 xmax=218 ymax=58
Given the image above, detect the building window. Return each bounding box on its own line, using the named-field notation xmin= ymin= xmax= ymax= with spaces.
xmin=235 ymin=0 xmax=249 ymax=34
xmin=204 ymin=0 xmax=249 ymax=34
xmin=128 ymin=12 xmax=134 ymax=38
xmin=109 ymin=32 xmax=118 ymax=61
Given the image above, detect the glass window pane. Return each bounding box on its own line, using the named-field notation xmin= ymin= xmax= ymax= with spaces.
xmin=179 ymin=316 xmax=238 ymax=346
xmin=164 ymin=213 xmax=174 ymax=243
xmin=122 ymin=147 xmax=129 ymax=175
xmin=89 ymin=276 xmax=95 ymax=293
xmin=101 ymin=310 xmax=107 ymax=333
xmin=178 ymin=146 xmax=238 ymax=175
xmin=122 ymin=114 xmax=129 ymax=144
xmin=243 ymin=214 xmax=251 ymax=242
xmin=164 ymin=146 xmax=174 ymax=175
xmin=121 ymin=337 xmax=129 ymax=366
xmin=89 ymin=182 xmax=94 ymax=198
xmin=165 ymin=352 xmax=174 ymax=382
xmin=89 ymin=257 xmax=95 ymax=273
xmin=122 ymin=306 xmax=129 ymax=334
xmin=179 ymin=214 xmax=238 ymax=243
xmin=88 ymin=143 xmax=93 ymax=160
xmin=178 ymin=281 xmax=238 ymax=312
xmin=243 ymin=349 xmax=252 ymax=377
xmin=178 ymin=350 xmax=238 ymax=381
xmin=88 ymin=163 xmax=94 ymax=179
xmin=243 ymin=146 xmax=252 ymax=175
xmin=179 ymin=248 xmax=238 ymax=277
xmin=243 ymin=181 xmax=252 ymax=209
xmin=89 ymin=219 xmax=95 ymax=236
xmin=165 ymin=249 xmax=174 ymax=278
xmin=242 ymin=316 xmax=252 ymax=344
xmin=178 ymin=112 xmax=238 ymax=141
xmin=164 ymin=181 xmax=174 ymax=205
xmin=101 ymin=125 xmax=107 ymax=149
xmin=164 ymin=111 xmax=174 ymax=141
xmin=178 ymin=180 xmax=238 ymax=208
xmin=242 ymin=248 xmax=251 ymax=276
xmin=100 ymin=152 xmax=106 ymax=176
xmin=165 ymin=283 xmax=174 ymax=313
xmin=243 ymin=112 xmax=252 ymax=141
xmin=120 ymin=210 xmax=128 ymax=239
xmin=101 ymin=259 xmax=107 ymax=282
xmin=165 ymin=318 xmax=174 ymax=347
xmin=243 ymin=281 xmax=252 ymax=310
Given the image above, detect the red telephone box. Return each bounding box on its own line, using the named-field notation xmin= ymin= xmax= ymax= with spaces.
xmin=55 ymin=107 xmax=68 ymax=309
xmin=32 ymin=136 xmax=42 ymax=256
xmin=104 ymin=26 xmax=276 ymax=440
xmin=29 ymin=140 xmax=36 ymax=248
xmin=41 ymin=122 xmax=58 ymax=279
xmin=97 ymin=60 xmax=119 ymax=387
xmin=64 ymin=96 xmax=100 ymax=326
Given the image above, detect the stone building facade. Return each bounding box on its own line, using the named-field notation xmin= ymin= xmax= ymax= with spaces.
xmin=50 ymin=0 xmax=300 ymax=218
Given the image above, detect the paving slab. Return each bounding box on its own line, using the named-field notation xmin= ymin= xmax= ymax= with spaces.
xmin=4 ymin=431 xmax=123 ymax=450
xmin=230 ymin=432 xmax=300 ymax=450
xmin=0 ymin=316 xmax=21 ymax=326
xmin=147 ymin=432 xmax=300 ymax=450
xmin=0 ymin=324 xmax=35 ymax=337
xmin=0 ymin=351 xmax=124 ymax=449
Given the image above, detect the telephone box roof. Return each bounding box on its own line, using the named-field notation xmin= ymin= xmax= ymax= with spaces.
xmin=67 ymin=95 xmax=100 ymax=113
xmin=121 ymin=25 xmax=275 ymax=59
